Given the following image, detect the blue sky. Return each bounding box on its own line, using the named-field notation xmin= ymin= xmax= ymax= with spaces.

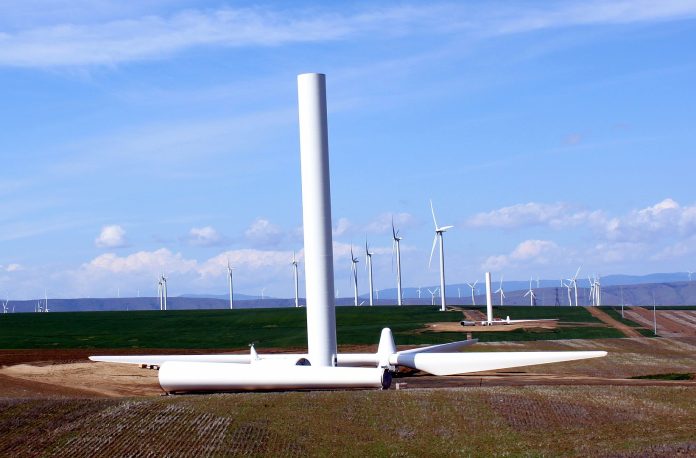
xmin=1 ymin=0 xmax=696 ymax=300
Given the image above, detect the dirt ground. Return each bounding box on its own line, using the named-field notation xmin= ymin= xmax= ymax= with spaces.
xmin=424 ymin=320 xmax=558 ymax=332
xmin=1 ymin=337 xmax=694 ymax=398
xmin=587 ymin=307 xmax=642 ymax=337
xmin=625 ymin=308 xmax=696 ymax=337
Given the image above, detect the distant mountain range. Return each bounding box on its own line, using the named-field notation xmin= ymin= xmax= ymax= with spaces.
xmin=3 ymin=272 xmax=694 ymax=312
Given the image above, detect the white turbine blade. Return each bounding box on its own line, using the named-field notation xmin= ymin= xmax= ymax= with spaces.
xmin=524 ymin=290 xmax=530 ymax=297
xmin=390 ymin=351 xmax=607 ymax=376
xmin=573 ymin=266 xmax=582 ymax=280
xmin=428 ymin=235 xmax=438 ymax=268
xmin=429 ymin=199 xmax=438 ymax=229
xmin=397 ymin=339 xmax=478 ymax=355
xmin=89 ymin=354 xmax=253 ymax=365
xmin=439 ymin=225 xmax=454 ymax=232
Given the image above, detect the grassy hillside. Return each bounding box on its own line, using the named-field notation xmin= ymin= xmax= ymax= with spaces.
xmin=0 ymin=306 xmax=623 ymax=349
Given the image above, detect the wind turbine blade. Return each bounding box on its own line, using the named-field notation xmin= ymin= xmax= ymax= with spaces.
xmin=391 ymin=351 xmax=607 ymax=376
xmin=573 ymin=266 xmax=582 ymax=280
xmin=396 ymin=339 xmax=478 ymax=355
xmin=428 ymin=235 xmax=438 ymax=269
xmin=429 ymin=199 xmax=439 ymax=229
xmin=439 ymin=225 xmax=454 ymax=231
xmin=391 ymin=217 xmax=396 ymax=240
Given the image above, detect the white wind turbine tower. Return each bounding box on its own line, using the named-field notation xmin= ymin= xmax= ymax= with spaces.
xmin=227 ymin=260 xmax=235 ymax=310
xmin=157 ymin=276 xmax=164 ymax=310
xmin=365 ymin=241 xmax=375 ymax=306
xmin=495 ymin=276 xmax=505 ymax=305
xmin=567 ymin=266 xmax=581 ymax=307
xmin=427 ymin=288 xmax=438 ymax=306
xmin=429 ymin=200 xmax=453 ymax=312
xmin=161 ymin=274 xmax=168 ymax=311
xmin=594 ymin=275 xmax=601 ymax=306
xmin=588 ymin=276 xmax=596 ymax=306
xmin=44 ymin=290 xmax=49 ymax=313
xmin=261 ymin=287 xmax=266 ymax=301
xmin=291 ymin=252 xmax=300 ymax=308
xmin=467 ymin=280 xmax=478 ymax=306
xmin=417 ymin=286 xmax=422 ymax=300
xmin=524 ymin=278 xmax=536 ymax=306
xmin=350 ymin=246 xmax=360 ymax=306
xmin=391 ymin=219 xmax=403 ymax=306
xmin=563 ymin=280 xmax=572 ymax=306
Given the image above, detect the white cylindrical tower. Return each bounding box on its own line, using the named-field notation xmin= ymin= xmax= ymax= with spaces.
xmin=485 ymin=272 xmax=493 ymax=324
xmin=297 ymin=73 xmax=337 ymax=367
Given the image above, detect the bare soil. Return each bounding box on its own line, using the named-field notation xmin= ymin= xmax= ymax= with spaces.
xmin=587 ymin=306 xmax=642 ymax=337
xmin=423 ymin=320 xmax=558 ymax=332
xmin=625 ymin=308 xmax=696 ymax=337
xmin=1 ymin=337 xmax=694 ymax=398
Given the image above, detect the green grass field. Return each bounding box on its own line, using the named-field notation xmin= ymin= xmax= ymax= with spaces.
xmin=0 ymin=306 xmax=625 ymax=349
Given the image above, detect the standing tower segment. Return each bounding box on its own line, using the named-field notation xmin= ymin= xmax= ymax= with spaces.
xmin=297 ymin=73 xmax=337 ymax=367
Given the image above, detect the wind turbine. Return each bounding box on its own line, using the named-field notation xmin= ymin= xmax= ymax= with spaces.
xmin=391 ymin=218 xmax=403 ymax=306
xmin=524 ymin=278 xmax=536 ymax=306
xmin=588 ymin=276 xmax=596 ymax=306
xmin=157 ymin=276 xmax=163 ymax=311
xmin=291 ymin=252 xmax=300 ymax=308
xmin=90 ymin=72 xmax=608 ymax=393
xmin=161 ymin=274 xmax=168 ymax=311
xmin=365 ymin=241 xmax=374 ymax=306
xmin=563 ymin=280 xmax=572 ymax=306
xmin=467 ymin=280 xmax=478 ymax=306
xmin=44 ymin=290 xmax=49 ymax=313
xmin=568 ymin=267 xmax=581 ymax=307
xmin=494 ymin=276 xmax=505 ymax=305
xmin=261 ymin=287 xmax=266 ymax=301
xmin=350 ymin=245 xmax=359 ymax=307
xmin=417 ymin=286 xmax=422 ymax=299
xmin=429 ymin=200 xmax=453 ymax=312
xmin=594 ymin=275 xmax=601 ymax=306
xmin=427 ymin=288 xmax=438 ymax=306
xmin=227 ymin=260 xmax=235 ymax=310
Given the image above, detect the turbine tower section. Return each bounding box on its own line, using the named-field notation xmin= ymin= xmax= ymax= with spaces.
xmin=297 ymin=73 xmax=337 ymax=367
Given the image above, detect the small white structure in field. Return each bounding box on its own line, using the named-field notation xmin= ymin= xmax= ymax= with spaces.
xmin=91 ymin=73 xmax=606 ymax=393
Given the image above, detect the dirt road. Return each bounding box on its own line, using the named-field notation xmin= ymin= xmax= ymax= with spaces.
xmin=586 ymin=306 xmax=642 ymax=337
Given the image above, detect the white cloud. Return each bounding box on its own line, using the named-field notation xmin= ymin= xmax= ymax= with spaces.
xmin=199 ymin=249 xmax=296 ymax=278
xmin=332 ymin=212 xmax=416 ymax=239
xmin=1 ymin=263 xmax=23 ymax=272
xmin=2 ymin=2 xmax=695 ymax=67
xmin=332 ymin=218 xmax=352 ymax=237
xmin=605 ymin=198 xmax=696 ymax=241
xmin=244 ymin=218 xmax=291 ymax=248
xmin=85 ymin=248 xmax=196 ymax=274
xmin=482 ymin=240 xmax=561 ymax=271
xmin=364 ymin=212 xmax=415 ymax=234
xmin=467 ymin=202 xmax=605 ymax=230
xmin=94 ymin=224 xmax=127 ymax=248
xmin=188 ymin=226 xmax=223 ymax=246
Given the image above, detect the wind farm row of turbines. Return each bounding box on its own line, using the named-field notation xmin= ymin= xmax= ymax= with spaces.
xmin=213 ymin=199 xmax=605 ymax=312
